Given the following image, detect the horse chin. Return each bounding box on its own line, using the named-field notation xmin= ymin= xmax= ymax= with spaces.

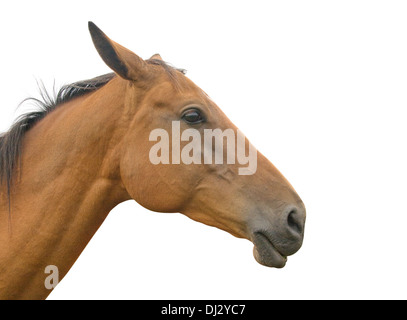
xmin=252 ymin=232 xmax=287 ymax=268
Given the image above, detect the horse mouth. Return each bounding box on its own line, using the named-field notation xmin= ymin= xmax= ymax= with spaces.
xmin=252 ymin=232 xmax=287 ymax=268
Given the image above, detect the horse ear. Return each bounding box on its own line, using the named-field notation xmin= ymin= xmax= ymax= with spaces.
xmin=88 ymin=22 xmax=147 ymax=81
xmin=149 ymin=53 xmax=163 ymax=61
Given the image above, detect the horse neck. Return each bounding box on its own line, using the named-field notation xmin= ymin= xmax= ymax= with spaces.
xmin=0 ymin=77 xmax=132 ymax=299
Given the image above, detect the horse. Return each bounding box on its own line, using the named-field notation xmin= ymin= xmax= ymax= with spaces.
xmin=0 ymin=22 xmax=305 ymax=299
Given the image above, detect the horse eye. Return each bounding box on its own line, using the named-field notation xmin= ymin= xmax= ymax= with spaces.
xmin=182 ymin=109 xmax=204 ymax=124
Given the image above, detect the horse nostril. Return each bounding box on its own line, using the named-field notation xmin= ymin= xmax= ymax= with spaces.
xmin=287 ymin=208 xmax=304 ymax=235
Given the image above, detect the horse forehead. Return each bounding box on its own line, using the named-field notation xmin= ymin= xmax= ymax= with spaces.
xmin=148 ymin=76 xmax=210 ymax=104
xmin=175 ymin=75 xmax=214 ymax=102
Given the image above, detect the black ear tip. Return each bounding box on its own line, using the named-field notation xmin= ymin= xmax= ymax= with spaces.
xmin=88 ymin=22 xmax=109 ymax=45
xmin=88 ymin=21 xmax=100 ymax=34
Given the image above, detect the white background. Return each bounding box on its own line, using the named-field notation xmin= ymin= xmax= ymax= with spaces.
xmin=1 ymin=1 xmax=406 ymax=299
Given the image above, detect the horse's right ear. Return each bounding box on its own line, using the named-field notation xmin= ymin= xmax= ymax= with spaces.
xmin=88 ymin=22 xmax=147 ymax=81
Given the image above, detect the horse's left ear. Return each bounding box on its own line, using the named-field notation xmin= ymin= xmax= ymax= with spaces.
xmin=88 ymin=22 xmax=148 ymax=81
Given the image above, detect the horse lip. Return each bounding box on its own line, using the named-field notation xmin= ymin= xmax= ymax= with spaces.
xmin=252 ymin=231 xmax=287 ymax=268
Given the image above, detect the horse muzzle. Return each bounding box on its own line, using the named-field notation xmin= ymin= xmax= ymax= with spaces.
xmin=250 ymin=204 xmax=306 ymax=268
